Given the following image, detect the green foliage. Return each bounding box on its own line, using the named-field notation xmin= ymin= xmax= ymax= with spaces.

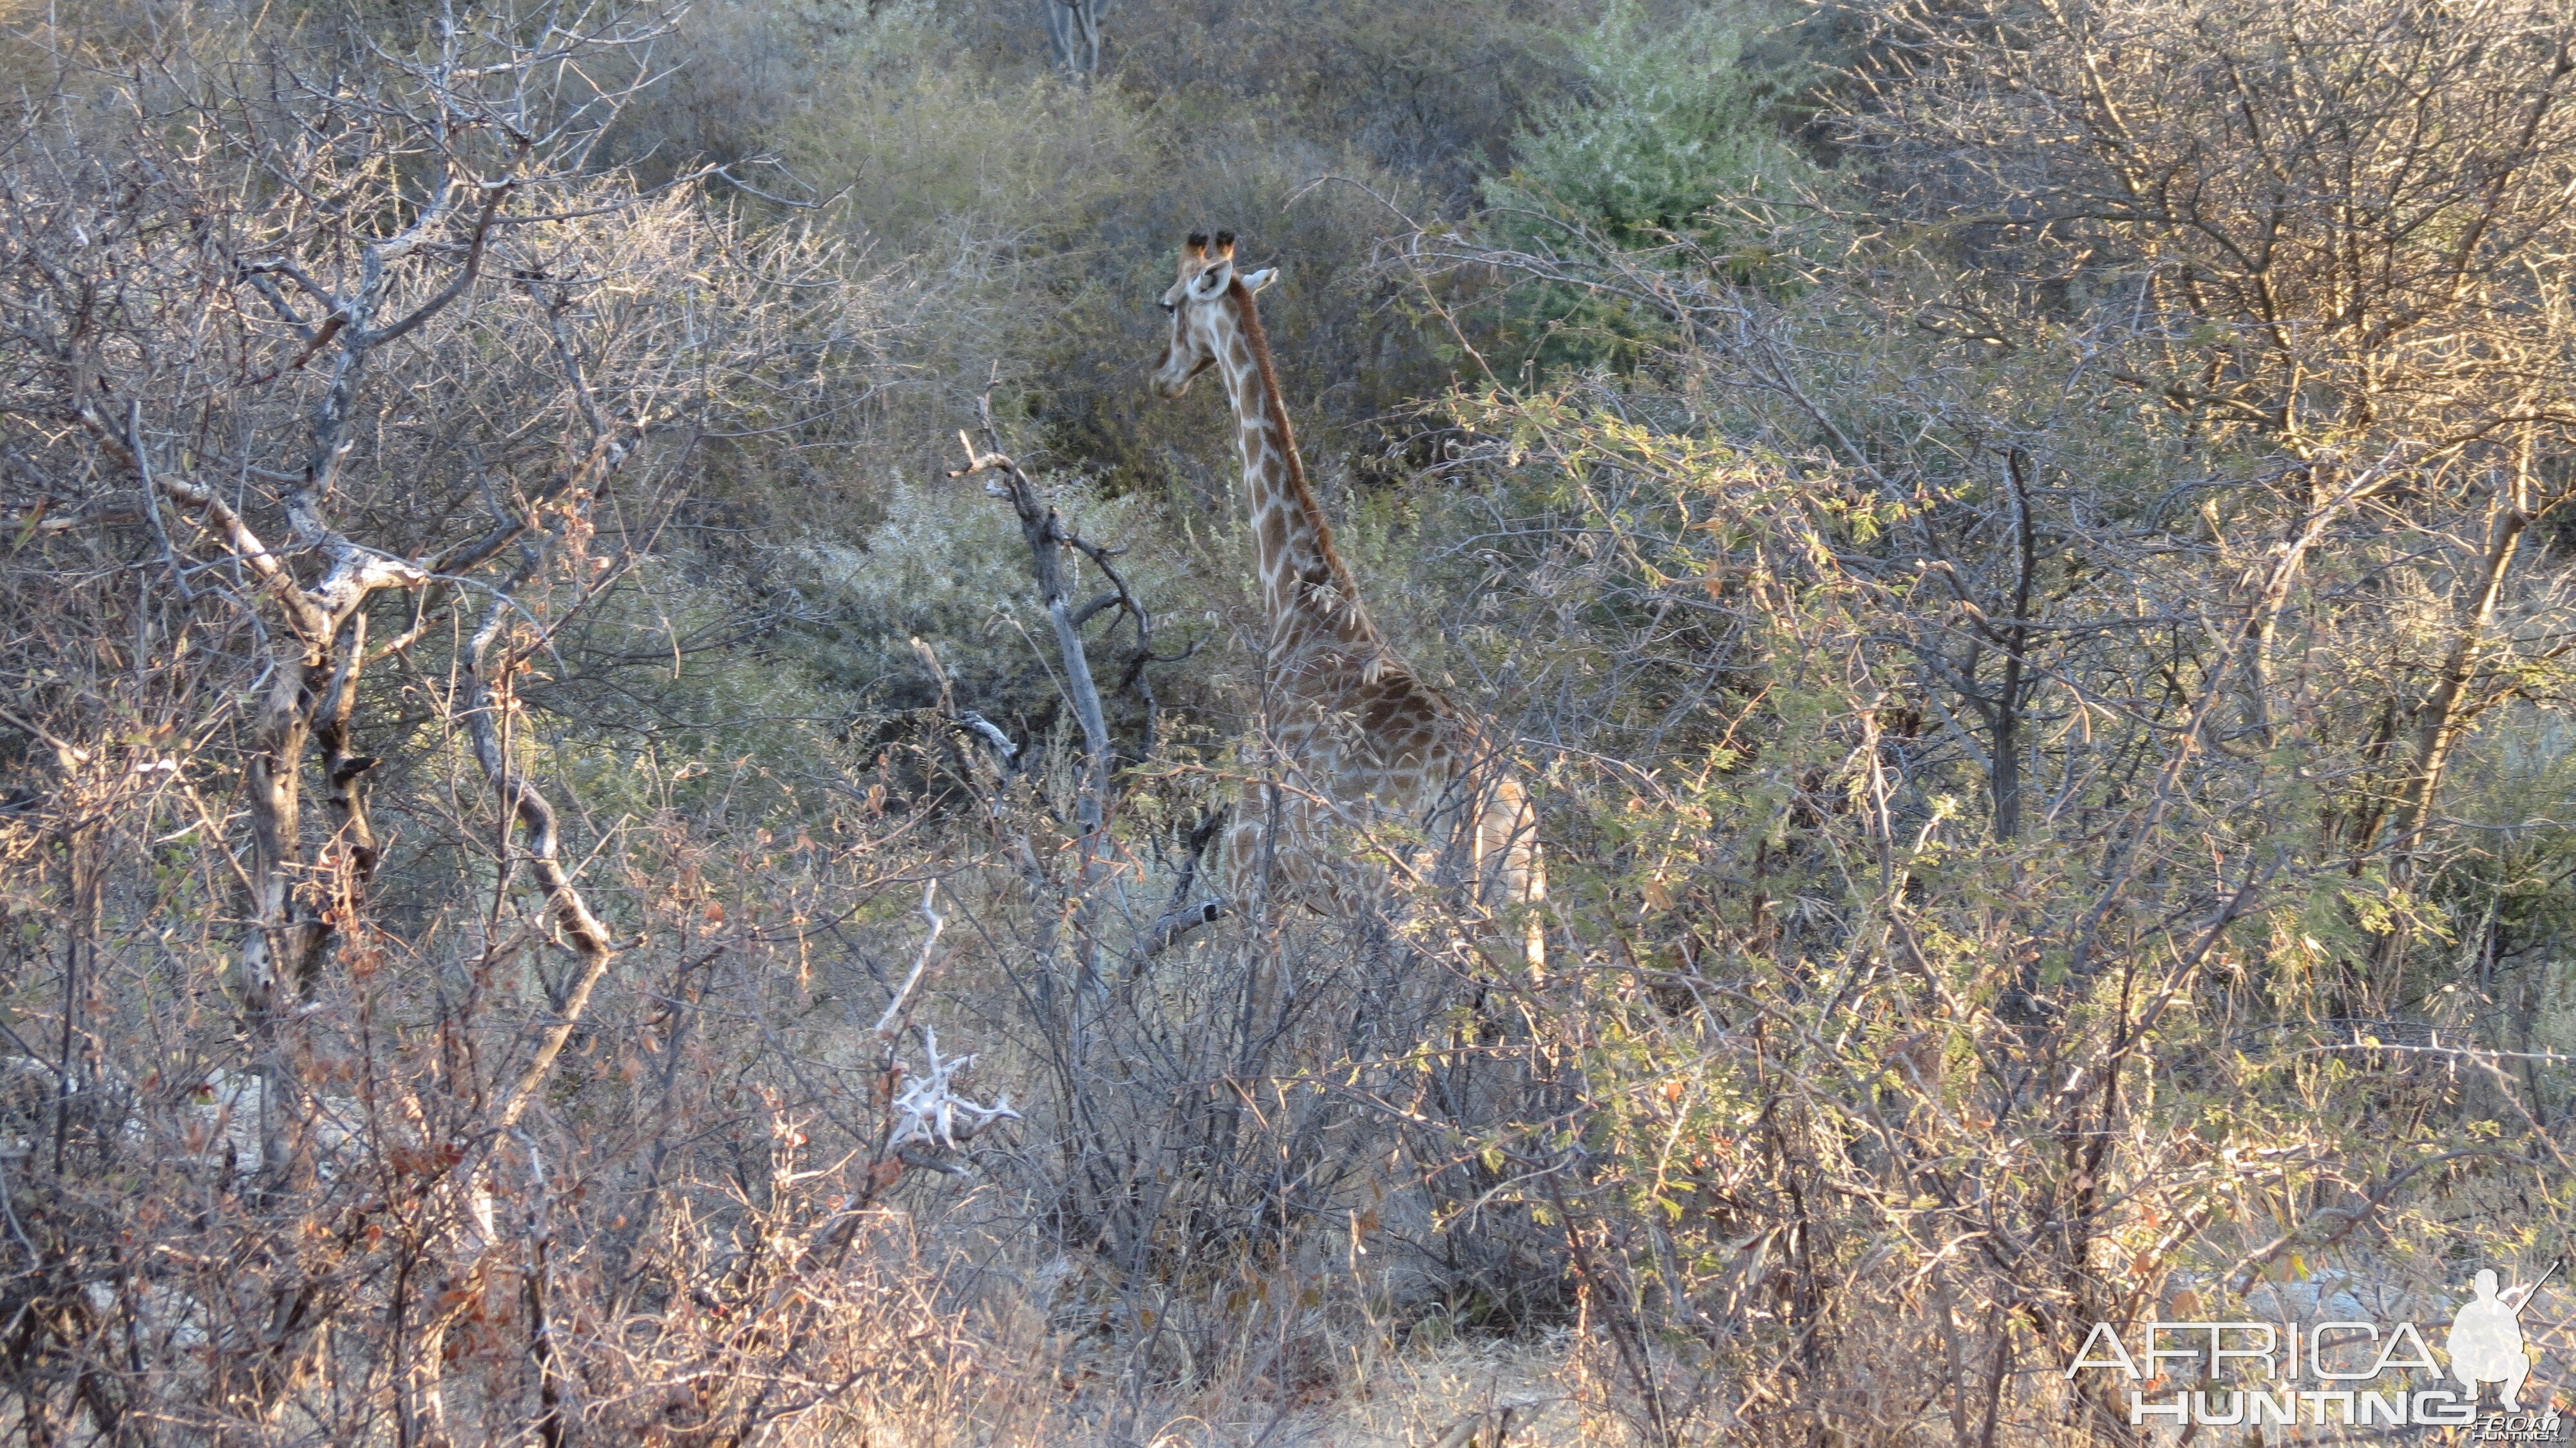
xmin=786 ymin=470 xmax=1191 ymax=730
xmin=1475 ymin=1 xmax=1825 ymax=368
xmin=1486 ymin=2 xmax=1808 ymax=249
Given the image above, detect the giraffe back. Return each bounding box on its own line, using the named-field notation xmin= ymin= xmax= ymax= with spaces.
xmin=1222 ymin=645 xmax=1546 ymax=975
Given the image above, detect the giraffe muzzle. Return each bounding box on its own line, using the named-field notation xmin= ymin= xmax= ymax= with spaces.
xmin=1150 ymin=349 xmax=1215 ymax=399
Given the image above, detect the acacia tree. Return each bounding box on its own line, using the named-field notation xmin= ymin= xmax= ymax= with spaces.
xmin=1390 ymin=0 xmax=2576 ymax=1439
xmin=0 ymin=6 xmax=974 ymax=1440
xmin=1 ymin=1 xmax=717 ymax=1163
xmin=1856 ymin=0 xmax=2576 ymax=969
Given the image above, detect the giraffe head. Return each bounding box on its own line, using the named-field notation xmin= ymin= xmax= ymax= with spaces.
xmin=1151 ymin=230 xmax=1277 ymax=399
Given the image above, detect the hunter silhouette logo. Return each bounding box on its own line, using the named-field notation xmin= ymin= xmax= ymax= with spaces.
xmin=2451 ymin=1263 xmax=2553 ymax=1411
xmin=2064 ymin=1261 xmax=2563 ymax=1433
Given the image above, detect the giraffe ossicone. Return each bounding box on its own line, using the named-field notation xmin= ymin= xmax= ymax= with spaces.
xmin=1151 ymin=230 xmax=1546 ymax=975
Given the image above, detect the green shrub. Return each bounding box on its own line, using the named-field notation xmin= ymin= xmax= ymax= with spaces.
xmin=788 ymin=470 xmax=1197 ymax=736
xmin=1477 ymin=1 xmax=1824 ymax=367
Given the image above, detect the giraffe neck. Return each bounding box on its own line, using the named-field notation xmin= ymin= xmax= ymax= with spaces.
xmin=1211 ymin=286 xmax=1376 ymax=649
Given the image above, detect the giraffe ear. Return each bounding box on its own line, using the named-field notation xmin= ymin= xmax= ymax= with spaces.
xmin=1241 ymin=267 xmax=1278 ymax=295
xmin=1193 ymin=257 xmax=1234 ymax=296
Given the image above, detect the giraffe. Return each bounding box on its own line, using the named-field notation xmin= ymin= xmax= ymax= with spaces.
xmin=1150 ymin=231 xmax=1545 ymax=973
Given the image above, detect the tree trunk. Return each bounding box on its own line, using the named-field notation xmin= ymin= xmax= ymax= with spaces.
xmin=2371 ymin=453 xmax=2534 ymax=981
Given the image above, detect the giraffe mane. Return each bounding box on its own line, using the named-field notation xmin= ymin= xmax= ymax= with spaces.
xmin=1227 ymin=276 xmax=1361 ymax=602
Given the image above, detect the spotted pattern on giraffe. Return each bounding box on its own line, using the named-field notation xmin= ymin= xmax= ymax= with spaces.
xmin=1151 ymin=231 xmax=1545 ymax=974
